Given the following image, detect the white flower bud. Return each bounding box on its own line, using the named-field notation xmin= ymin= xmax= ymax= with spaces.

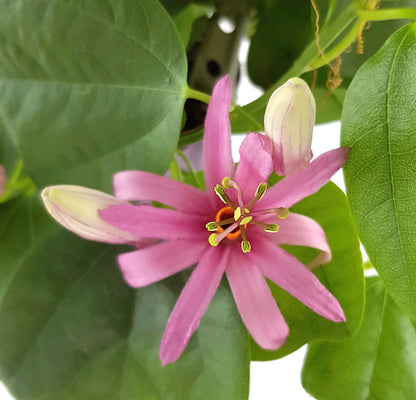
xmin=264 ymin=77 xmax=316 ymax=176
xmin=41 ymin=185 xmax=138 ymax=244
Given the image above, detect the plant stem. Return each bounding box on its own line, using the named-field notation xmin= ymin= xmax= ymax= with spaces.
xmin=358 ymin=8 xmax=416 ymax=22
xmin=176 ymin=149 xmax=202 ymax=189
xmin=186 ymin=87 xmax=211 ymax=104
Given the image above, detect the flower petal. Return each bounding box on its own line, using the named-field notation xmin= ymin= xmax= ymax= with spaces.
xmin=226 ymin=250 xmax=288 ymax=350
xmin=258 ymin=147 xmax=349 ymax=210
xmin=118 ymin=239 xmax=208 ymax=287
xmin=100 ymin=205 xmax=206 ymax=240
xmin=159 ymin=246 xmax=229 ymax=365
xmin=271 ymin=213 xmax=331 ymax=270
xmin=233 ymin=132 xmax=273 ymax=203
xmin=41 ymin=185 xmax=138 ymax=244
xmin=113 ymin=170 xmax=209 ymax=215
xmin=203 ymin=76 xmax=234 ymax=199
xmin=253 ymin=237 xmax=345 ymax=322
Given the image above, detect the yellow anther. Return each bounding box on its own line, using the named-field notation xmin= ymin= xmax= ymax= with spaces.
xmin=240 ymin=216 xmax=252 ymax=225
xmin=264 ymin=224 xmax=279 ymax=233
xmin=234 ymin=206 xmax=241 ymax=220
xmin=255 ymin=182 xmax=268 ymax=200
xmin=205 ymin=222 xmax=218 ymax=232
xmin=241 ymin=241 xmax=251 ymax=253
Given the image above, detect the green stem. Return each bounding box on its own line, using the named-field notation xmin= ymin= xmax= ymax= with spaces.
xmin=169 ymin=157 xmax=183 ymax=182
xmin=186 ymin=87 xmax=211 ymax=104
xmin=358 ymin=8 xmax=416 ymax=22
xmin=176 ymin=149 xmax=202 ymax=189
xmin=309 ymin=20 xmax=362 ymax=70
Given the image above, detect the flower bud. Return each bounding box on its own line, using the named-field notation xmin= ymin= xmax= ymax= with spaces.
xmin=41 ymin=185 xmax=138 ymax=244
xmin=0 ymin=165 xmax=6 ymax=197
xmin=264 ymin=77 xmax=316 ymax=176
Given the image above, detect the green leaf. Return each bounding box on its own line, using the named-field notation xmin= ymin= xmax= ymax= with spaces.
xmin=173 ymin=3 xmax=209 ymax=47
xmin=250 ymin=181 xmax=364 ymax=360
xmin=0 ymin=197 xmax=249 ymax=399
xmin=0 ymin=0 xmax=187 ymax=192
xmin=302 ymin=277 xmax=416 ymax=400
xmin=341 ymin=24 xmax=416 ymax=320
xmin=247 ymin=0 xmax=313 ymax=89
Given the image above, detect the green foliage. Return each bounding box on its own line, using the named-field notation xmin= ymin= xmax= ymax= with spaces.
xmin=247 ymin=0 xmax=313 ymax=89
xmin=0 ymin=196 xmax=249 ymax=399
xmin=250 ymin=182 xmax=364 ymax=360
xmin=0 ymin=0 xmax=187 ymax=192
xmin=302 ymin=277 xmax=416 ymax=400
xmin=342 ymin=23 xmax=416 ymax=321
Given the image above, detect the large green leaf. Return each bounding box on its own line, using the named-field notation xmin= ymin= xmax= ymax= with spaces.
xmin=302 ymin=277 xmax=416 ymax=400
xmin=0 ymin=0 xmax=187 ymax=192
xmin=250 ymin=181 xmax=364 ymax=360
xmin=341 ymin=24 xmax=416 ymax=321
xmin=247 ymin=0 xmax=313 ymax=89
xmin=0 ymin=197 xmax=249 ymax=399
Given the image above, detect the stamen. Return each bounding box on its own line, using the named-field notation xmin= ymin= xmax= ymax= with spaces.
xmin=251 ymin=220 xmax=279 ymax=232
xmin=240 ymin=215 xmax=252 ymax=225
xmin=205 ymin=222 xmax=218 ymax=232
xmin=240 ymin=226 xmax=251 ymax=253
xmin=247 ymin=182 xmax=268 ymax=209
xmin=214 ymin=184 xmax=235 ymax=209
xmin=241 ymin=241 xmax=251 ymax=253
xmin=234 ymin=207 xmax=241 ymax=220
xmin=264 ymin=224 xmax=279 ymax=233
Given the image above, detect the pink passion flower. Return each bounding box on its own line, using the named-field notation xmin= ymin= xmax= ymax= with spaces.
xmin=42 ymin=76 xmax=349 ymax=366
xmin=98 ymin=77 xmax=348 ymax=365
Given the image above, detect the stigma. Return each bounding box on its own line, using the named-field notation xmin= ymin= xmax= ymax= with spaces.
xmin=206 ymin=178 xmax=289 ymax=253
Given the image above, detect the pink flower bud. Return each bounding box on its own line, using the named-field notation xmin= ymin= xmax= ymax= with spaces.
xmin=264 ymin=77 xmax=316 ymax=176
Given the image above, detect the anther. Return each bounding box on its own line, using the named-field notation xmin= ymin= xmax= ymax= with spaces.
xmin=214 ymin=184 xmax=235 ymax=209
xmin=241 ymin=241 xmax=251 ymax=253
xmin=247 ymin=182 xmax=268 ymax=209
xmin=205 ymin=222 xmax=218 ymax=232
xmin=264 ymin=224 xmax=279 ymax=233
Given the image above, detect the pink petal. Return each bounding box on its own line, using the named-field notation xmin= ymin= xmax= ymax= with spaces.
xmin=203 ymin=76 xmax=234 ymax=201
xmin=233 ymin=133 xmax=273 ymax=203
xmin=226 ymin=250 xmax=288 ymax=350
xmin=118 ymin=239 xmax=208 ymax=287
xmin=100 ymin=205 xmax=206 ymax=240
xmin=113 ymin=171 xmax=209 ymax=215
xmin=159 ymin=246 xmax=229 ymax=365
xmin=253 ymin=237 xmax=345 ymax=322
xmin=272 ymin=213 xmax=331 ymax=270
xmin=258 ymin=147 xmax=349 ymax=210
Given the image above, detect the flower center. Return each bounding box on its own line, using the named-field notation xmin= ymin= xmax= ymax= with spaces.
xmin=215 ymin=206 xmax=242 ymax=239
xmin=205 ymin=177 xmax=289 ymax=253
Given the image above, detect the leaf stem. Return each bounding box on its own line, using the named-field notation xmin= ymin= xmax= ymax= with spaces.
xmin=176 ymin=149 xmax=202 ymax=189
xmin=357 ymin=8 xmax=416 ymax=22
xmin=186 ymin=87 xmax=211 ymax=104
